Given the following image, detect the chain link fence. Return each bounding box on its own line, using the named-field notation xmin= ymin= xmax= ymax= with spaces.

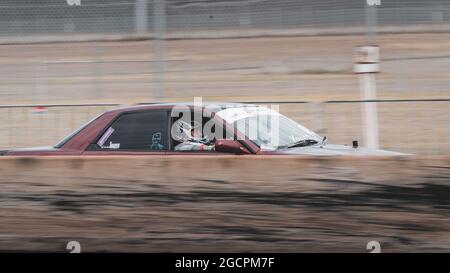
xmin=0 ymin=0 xmax=449 ymax=38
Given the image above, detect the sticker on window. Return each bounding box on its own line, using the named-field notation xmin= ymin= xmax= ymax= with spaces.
xmin=150 ymin=132 xmax=165 ymax=150
xmin=98 ymin=127 xmax=115 ymax=147
xmin=103 ymin=142 xmax=120 ymax=149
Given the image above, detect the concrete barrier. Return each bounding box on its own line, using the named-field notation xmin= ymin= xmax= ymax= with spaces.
xmin=0 ymin=155 xmax=449 ymax=252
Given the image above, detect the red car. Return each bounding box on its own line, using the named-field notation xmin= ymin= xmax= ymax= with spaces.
xmin=0 ymin=102 xmax=402 ymax=156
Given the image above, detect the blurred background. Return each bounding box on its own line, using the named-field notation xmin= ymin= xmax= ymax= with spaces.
xmin=0 ymin=0 xmax=449 ymax=154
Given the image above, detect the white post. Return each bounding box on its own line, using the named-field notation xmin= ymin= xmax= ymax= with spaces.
xmin=360 ymin=73 xmax=379 ymax=149
xmin=135 ymin=0 xmax=148 ymax=34
xmin=355 ymin=0 xmax=381 ymax=149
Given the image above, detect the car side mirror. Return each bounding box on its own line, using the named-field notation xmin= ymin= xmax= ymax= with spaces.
xmin=215 ymin=139 xmax=249 ymax=155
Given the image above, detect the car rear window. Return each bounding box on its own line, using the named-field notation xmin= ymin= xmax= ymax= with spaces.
xmin=97 ymin=111 xmax=168 ymax=151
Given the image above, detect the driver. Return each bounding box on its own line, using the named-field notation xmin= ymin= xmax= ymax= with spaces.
xmin=173 ymin=120 xmax=215 ymax=151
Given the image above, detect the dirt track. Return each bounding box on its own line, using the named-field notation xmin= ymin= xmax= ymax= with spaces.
xmin=0 ymin=156 xmax=449 ymax=252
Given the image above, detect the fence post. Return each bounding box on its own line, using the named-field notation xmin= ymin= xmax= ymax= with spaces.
xmin=311 ymin=102 xmax=325 ymax=135
xmin=360 ymin=74 xmax=379 ymax=149
xmin=135 ymin=0 xmax=148 ymax=34
xmin=7 ymin=108 xmax=12 ymax=148
xmin=35 ymin=63 xmax=48 ymax=102
xmin=152 ymin=0 xmax=166 ymax=99
xmin=360 ymin=0 xmax=380 ymax=149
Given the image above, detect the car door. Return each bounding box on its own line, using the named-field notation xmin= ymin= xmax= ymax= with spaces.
xmin=83 ymin=110 xmax=168 ymax=155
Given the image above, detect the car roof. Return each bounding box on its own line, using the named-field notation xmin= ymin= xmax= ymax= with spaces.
xmin=106 ymin=102 xmax=255 ymax=115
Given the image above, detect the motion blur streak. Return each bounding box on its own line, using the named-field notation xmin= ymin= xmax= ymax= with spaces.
xmin=0 ymin=156 xmax=449 ymax=252
xmin=0 ymin=0 xmax=449 ymax=253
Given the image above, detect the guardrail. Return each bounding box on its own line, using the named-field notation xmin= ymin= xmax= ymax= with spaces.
xmin=0 ymin=99 xmax=449 ymax=154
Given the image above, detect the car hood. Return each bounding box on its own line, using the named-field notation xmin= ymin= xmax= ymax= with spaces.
xmin=275 ymin=144 xmax=407 ymax=156
xmin=2 ymin=146 xmax=59 ymax=155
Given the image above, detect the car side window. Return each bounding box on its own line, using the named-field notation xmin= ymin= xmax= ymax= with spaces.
xmin=97 ymin=111 xmax=167 ymax=151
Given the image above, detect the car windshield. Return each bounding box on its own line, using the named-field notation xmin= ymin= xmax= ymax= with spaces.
xmin=216 ymin=106 xmax=322 ymax=150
